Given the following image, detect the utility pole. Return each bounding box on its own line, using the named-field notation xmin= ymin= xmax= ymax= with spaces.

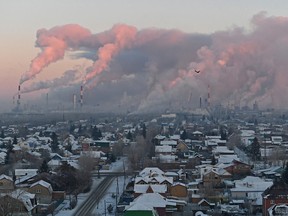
xmin=104 ymin=200 xmax=106 ymax=216
xmin=115 ymin=177 xmax=119 ymax=216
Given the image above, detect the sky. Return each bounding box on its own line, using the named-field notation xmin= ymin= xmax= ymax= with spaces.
xmin=0 ymin=0 xmax=288 ymax=113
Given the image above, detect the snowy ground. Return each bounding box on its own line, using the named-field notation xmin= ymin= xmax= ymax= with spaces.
xmin=92 ymin=175 xmax=128 ymax=216
xmin=55 ymin=157 xmax=129 ymax=216
xmin=55 ymin=177 xmax=104 ymax=216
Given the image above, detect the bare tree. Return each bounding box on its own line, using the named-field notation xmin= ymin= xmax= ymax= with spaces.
xmin=128 ymin=136 xmax=147 ymax=170
xmin=112 ymin=140 xmax=124 ymax=157
xmin=226 ymin=131 xmax=241 ymax=150
xmin=268 ymin=146 xmax=287 ymax=166
xmin=74 ymin=155 xmax=95 ymax=196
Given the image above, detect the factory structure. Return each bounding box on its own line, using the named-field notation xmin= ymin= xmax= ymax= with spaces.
xmin=12 ymin=84 xmax=86 ymax=114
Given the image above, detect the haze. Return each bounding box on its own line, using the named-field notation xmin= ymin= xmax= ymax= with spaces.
xmin=0 ymin=0 xmax=288 ymax=113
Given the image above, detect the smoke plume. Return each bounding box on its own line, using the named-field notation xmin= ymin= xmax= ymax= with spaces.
xmin=21 ymin=13 xmax=288 ymax=112
xmin=22 ymin=69 xmax=81 ymax=93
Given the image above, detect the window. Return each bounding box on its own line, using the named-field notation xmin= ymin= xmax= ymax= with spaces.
xmin=270 ymin=200 xmax=274 ymax=204
xmin=36 ymin=189 xmax=41 ymax=193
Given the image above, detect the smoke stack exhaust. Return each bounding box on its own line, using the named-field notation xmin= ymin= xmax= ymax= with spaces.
xmin=80 ymin=85 xmax=83 ymax=108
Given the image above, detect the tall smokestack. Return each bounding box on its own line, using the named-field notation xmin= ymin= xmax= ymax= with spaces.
xmin=200 ymin=97 xmax=202 ymax=109
xmin=207 ymin=84 xmax=210 ymax=107
xmin=73 ymin=94 xmax=77 ymax=110
xmin=17 ymin=85 xmax=21 ymax=108
xmin=80 ymin=85 xmax=83 ymax=108
xmin=46 ymin=93 xmax=49 ymax=109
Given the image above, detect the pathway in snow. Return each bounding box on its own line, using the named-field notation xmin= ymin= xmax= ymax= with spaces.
xmin=55 ymin=157 xmax=129 ymax=216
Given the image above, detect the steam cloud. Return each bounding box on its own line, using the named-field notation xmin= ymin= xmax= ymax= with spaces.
xmin=21 ymin=12 xmax=288 ymax=112
xmin=22 ymin=69 xmax=81 ymax=93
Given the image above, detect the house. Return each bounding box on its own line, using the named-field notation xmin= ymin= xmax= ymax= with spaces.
xmin=0 ymin=151 xmax=6 ymax=164
xmin=176 ymin=141 xmax=189 ymax=154
xmin=224 ymin=160 xmax=252 ymax=177
xmin=134 ymin=184 xmax=167 ymax=198
xmin=170 ymin=182 xmax=188 ymax=198
xmin=262 ymin=180 xmax=288 ymax=216
xmin=0 ymin=189 xmax=37 ymax=215
xmin=202 ymin=169 xmax=223 ymax=189
xmin=160 ymin=140 xmax=177 ymax=148
xmin=155 ymin=146 xmax=172 ymax=156
xmin=0 ymin=174 xmax=14 ymax=193
xmin=139 ymin=167 xmax=165 ymax=177
xmin=28 ymin=180 xmax=53 ymax=204
xmin=231 ymin=176 xmax=273 ymax=213
xmin=14 ymin=169 xmax=38 ymax=186
xmin=124 ymin=202 xmax=159 ymax=216
xmin=267 ymin=204 xmax=288 ymax=216
xmin=15 ymin=169 xmax=38 ymax=180
xmin=128 ymin=193 xmax=176 ymax=216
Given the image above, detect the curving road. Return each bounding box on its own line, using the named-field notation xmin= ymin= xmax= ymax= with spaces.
xmin=73 ymin=176 xmax=115 ymax=216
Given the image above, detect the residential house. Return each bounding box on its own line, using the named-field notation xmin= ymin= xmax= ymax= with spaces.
xmin=14 ymin=169 xmax=38 ymax=187
xmin=267 ymin=204 xmax=288 ymax=216
xmin=176 ymin=141 xmax=189 ymax=154
xmin=262 ymin=180 xmax=288 ymax=216
xmin=170 ymin=182 xmax=188 ymax=198
xmin=231 ymin=176 xmax=273 ymax=213
xmin=134 ymin=184 xmax=167 ymax=198
xmin=124 ymin=202 xmax=159 ymax=216
xmin=0 ymin=151 xmax=6 ymax=164
xmin=160 ymin=140 xmax=177 ymax=148
xmin=28 ymin=180 xmax=53 ymax=204
xmin=224 ymin=160 xmax=252 ymax=177
xmin=0 ymin=189 xmax=37 ymax=215
xmin=128 ymin=193 xmax=176 ymax=216
xmin=0 ymin=174 xmax=14 ymax=193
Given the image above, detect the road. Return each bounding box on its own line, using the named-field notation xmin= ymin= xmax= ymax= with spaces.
xmin=73 ymin=176 xmax=115 ymax=216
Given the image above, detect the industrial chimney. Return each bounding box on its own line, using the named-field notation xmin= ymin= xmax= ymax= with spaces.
xmin=80 ymin=85 xmax=83 ymax=108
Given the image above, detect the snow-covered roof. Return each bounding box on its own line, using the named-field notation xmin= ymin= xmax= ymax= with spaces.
xmin=170 ymin=135 xmax=180 ymax=140
xmin=80 ymin=150 xmax=105 ymax=158
xmin=160 ymin=140 xmax=177 ymax=146
xmin=48 ymin=159 xmax=62 ymax=166
xmin=231 ymin=176 xmax=273 ymax=192
xmin=139 ymin=167 xmax=164 ymax=177
xmin=134 ymin=184 xmax=167 ymax=194
xmin=218 ymin=155 xmax=239 ymax=164
xmin=15 ymin=173 xmax=37 ymax=185
xmin=135 ymin=176 xmax=173 ymax=185
xmin=172 ymin=182 xmax=186 ymax=187
xmin=212 ymin=146 xmax=234 ymax=154
xmin=0 ymin=174 xmax=13 ymax=181
xmin=155 ymin=145 xmax=172 ymax=153
xmin=131 ymin=193 xmax=175 ymax=208
xmin=7 ymin=189 xmax=36 ymax=212
xmin=15 ymin=169 xmax=38 ymax=177
xmin=164 ymin=171 xmax=178 ymax=177
xmin=154 ymin=135 xmax=166 ymax=140
xmin=125 ymin=202 xmax=154 ymax=211
xmin=30 ymin=180 xmax=53 ymax=193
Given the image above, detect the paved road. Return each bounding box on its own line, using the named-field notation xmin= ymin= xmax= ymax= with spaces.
xmin=73 ymin=176 xmax=115 ymax=216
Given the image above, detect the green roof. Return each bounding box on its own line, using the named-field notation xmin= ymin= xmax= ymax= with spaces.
xmin=124 ymin=210 xmax=157 ymax=216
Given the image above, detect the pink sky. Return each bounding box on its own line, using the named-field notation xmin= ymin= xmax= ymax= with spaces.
xmin=0 ymin=0 xmax=287 ymax=112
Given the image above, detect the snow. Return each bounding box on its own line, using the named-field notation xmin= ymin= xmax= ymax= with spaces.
xmin=92 ymin=176 xmax=127 ymax=215
xmin=55 ymin=157 xmax=129 ymax=216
